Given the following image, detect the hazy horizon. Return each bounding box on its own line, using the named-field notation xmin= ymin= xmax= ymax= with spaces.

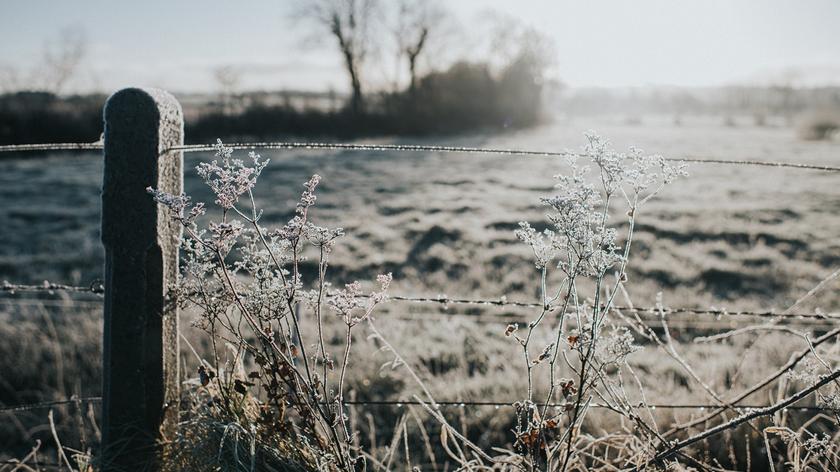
xmin=2 ymin=0 xmax=840 ymax=95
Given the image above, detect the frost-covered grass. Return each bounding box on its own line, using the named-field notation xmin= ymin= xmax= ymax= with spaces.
xmin=2 ymin=116 xmax=840 ymax=470
xmin=2 ymin=300 xmax=837 ymax=469
xmin=1 ymin=116 xmax=838 ymax=309
xmin=148 ymin=134 xmax=690 ymax=468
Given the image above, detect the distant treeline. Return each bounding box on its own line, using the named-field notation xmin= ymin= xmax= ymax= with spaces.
xmin=0 ymin=92 xmax=105 ymax=145
xmin=190 ymin=60 xmax=545 ymax=140
xmin=0 ymin=59 xmax=546 ymax=145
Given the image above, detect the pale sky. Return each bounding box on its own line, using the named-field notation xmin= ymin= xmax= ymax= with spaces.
xmin=1 ymin=0 xmax=839 ymax=94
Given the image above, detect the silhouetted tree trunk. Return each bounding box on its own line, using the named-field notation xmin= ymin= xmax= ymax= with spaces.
xmin=405 ymin=27 xmax=428 ymax=93
xmin=391 ymin=1 xmax=446 ymax=95
xmin=331 ymin=11 xmax=365 ymax=113
xmin=297 ymin=0 xmax=377 ymax=115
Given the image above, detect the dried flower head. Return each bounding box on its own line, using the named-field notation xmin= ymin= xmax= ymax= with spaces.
xmin=196 ymin=139 xmax=269 ymax=209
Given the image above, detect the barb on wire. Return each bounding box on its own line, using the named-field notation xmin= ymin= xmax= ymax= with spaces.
xmin=2 ymin=280 xmax=104 ymax=295
xmin=0 ymin=396 xmax=102 ymax=413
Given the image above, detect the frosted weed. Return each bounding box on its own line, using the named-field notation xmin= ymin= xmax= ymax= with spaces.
xmin=509 ymin=131 xmax=687 ymax=469
xmin=150 ymin=139 xmax=391 ymax=470
xmin=146 ymin=134 xmax=840 ymax=471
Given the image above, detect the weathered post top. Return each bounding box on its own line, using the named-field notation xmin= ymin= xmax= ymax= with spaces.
xmin=101 ymin=88 xmax=183 ymax=471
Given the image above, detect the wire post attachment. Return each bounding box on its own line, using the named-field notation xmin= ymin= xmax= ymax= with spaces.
xmin=101 ymin=88 xmax=183 ymax=471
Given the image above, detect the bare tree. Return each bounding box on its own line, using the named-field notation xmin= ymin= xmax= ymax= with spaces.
xmin=0 ymin=27 xmax=87 ymax=95
xmin=297 ymin=0 xmax=379 ymax=113
xmin=40 ymin=27 xmax=87 ymax=95
xmin=478 ymin=11 xmax=555 ymax=77
xmin=213 ymin=65 xmax=242 ymax=115
xmin=390 ymin=1 xmax=446 ymax=93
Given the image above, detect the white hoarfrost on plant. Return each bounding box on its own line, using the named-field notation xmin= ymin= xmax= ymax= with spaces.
xmin=142 ymin=135 xmax=838 ymax=471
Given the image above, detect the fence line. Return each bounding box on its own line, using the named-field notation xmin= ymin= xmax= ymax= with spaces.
xmin=340 ymin=400 xmax=829 ymax=411
xmin=1 ymin=90 xmax=838 ymax=469
xmin=2 ymin=297 xmax=833 ymax=331
xmin=382 ymin=295 xmax=840 ymax=321
xmin=3 ymin=280 xmax=836 ymax=322
xmin=1 ymin=300 xmax=829 ymax=331
xmin=0 ymin=300 xmax=830 ymax=331
xmin=0 ymin=395 xmax=827 ymax=413
xmin=169 ymin=142 xmax=840 ymax=172
xmin=2 ymin=141 xmax=840 ymax=172
xmin=385 ymin=314 xmax=834 ymax=331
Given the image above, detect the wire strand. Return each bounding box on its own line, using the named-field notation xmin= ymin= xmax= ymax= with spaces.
xmin=339 ymin=400 xmax=827 ymax=410
xmin=166 ymin=142 xmax=840 ymax=172
xmin=2 ymin=280 xmax=104 ymax=295
xmin=1 ymin=141 xmax=838 ymax=172
xmin=0 ymin=395 xmax=826 ymax=413
xmin=2 ymin=280 xmax=836 ymax=321
xmin=0 ymin=142 xmax=103 ymax=152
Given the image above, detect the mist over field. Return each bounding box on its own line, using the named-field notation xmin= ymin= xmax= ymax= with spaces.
xmin=1 ymin=1 xmax=840 ymax=471
xmin=2 ymin=116 xmax=838 ymax=309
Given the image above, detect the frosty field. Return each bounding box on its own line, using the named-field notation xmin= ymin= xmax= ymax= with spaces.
xmin=1 ymin=115 xmax=839 ymax=467
xmin=2 ymin=115 xmax=838 ymax=310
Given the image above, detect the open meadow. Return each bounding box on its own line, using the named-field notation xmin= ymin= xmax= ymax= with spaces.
xmin=2 ymin=114 xmax=839 ymax=469
xmin=2 ymin=115 xmax=838 ymax=306
xmin=3 ymin=0 xmax=840 ymax=468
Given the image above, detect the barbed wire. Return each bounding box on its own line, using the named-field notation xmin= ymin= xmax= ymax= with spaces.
xmin=0 ymin=397 xmax=102 ymax=413
xmin=340 ymin=400 xmax=829 ymax=411
xmin=167 ymin=142 xmax=840 ymax=172
xmin=3 ymin=280 xmax=836 ymax=322
xmin=2 ymin=280 xmax=104 ymax=295
xmin=0 ymin=394 xmax=827 ymax=414
xmin=385 ymin=314 xmax=833 ymax=331
xmin=382 ymin=294 xmax=840 ymax=321
xmin=0 ymin=299 xmax=826 ymax=329
xmin=1 ymin=141 xmax=839 ymax=172
xmin=1 ymin=297 xmax=829 ymax=331
xmin=0 ymin=142 xmax=103 ymax=152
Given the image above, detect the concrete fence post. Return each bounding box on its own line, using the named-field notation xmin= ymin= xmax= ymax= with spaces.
xmin=101 ymin=88 xmax=183 ymax=471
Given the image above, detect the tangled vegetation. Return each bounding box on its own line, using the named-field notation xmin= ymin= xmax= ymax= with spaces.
xmin=5 ymin=134 xmax=840 ymax=471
